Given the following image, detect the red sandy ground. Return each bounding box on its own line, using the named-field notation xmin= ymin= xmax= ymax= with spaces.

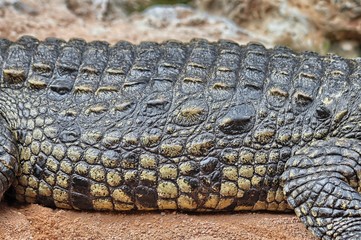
xmin=0 ymin=1 xmax=316 ymax=239
xmin=0 ymin=203 xmax=315 ymax=240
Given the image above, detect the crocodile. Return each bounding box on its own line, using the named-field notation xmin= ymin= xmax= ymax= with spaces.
xmin=0 ymin=35 xmax=360 ymax=239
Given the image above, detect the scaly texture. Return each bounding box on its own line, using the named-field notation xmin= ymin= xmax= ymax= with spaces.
xmin=0 ymin=36 xmax=360 ymax=239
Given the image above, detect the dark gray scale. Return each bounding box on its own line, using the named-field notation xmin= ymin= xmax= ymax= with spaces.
xmin=140 ymin=92 xmax=172 ymax=118
xmin=306 ymin=100 xmax=333 ymax=141
xmin=99 ymin=41 xmax=135 ymax=98
xmin=314 ymin=104 xmax=332 ymax=121
xmin=291 ymin=52 xmax=323 ymax=113
xmin=132 ymin=90 xmax=172 ymax=132
xmin=216 ymin=40 xmax=243 ymax=71
xmin=108 ymin=96 xmax=138 ymax=123
xmin=188 ymin=39 xmax=216 ymax=67
xmin=70 ymin=175 xmax=93 ymax=210
xmin=26 ymin=38 xmax=65 ymax=89
xmin=179 ymin=39 xmax=216 ymax=94
xmin=48 ymin=39 xmax=86 ymax=98
xmin=1 ymin=36 xmax=39 ymax=86
xmin=55 ymin=38 xmax=86 ymax=73
xmin=321 ymin=54 xmax=350 ymax=96
xmin=265 ymin=46 xmax=298 ymax=108
xmin=16 ymin=35 xmax=39 ymax=49
xmin=73 ymin=41 xmax=109 ymax=94
xmin=172 ymin=97 xmax=209 ymax=127
xmin=0 ymin=39 xmax=11 ymax=82
xmin=244 ymin=44 xmax=268 ymax=67
xmin=238 ymin=43 xmax=269 ymax=100
xmin=122 ymin=42 xmax=161 ymax=95
xmin=208 ymin=40 xmax=242 ymax=101
xmin=151 ymin=40 xmax=187 ymax=92
xmin=217 ymin=103 xmax=256 ymax=135
xmin=349 ymin=58 xmax=361 ymax=89
xmin=320 ymin=55 xmax=352 ymax=132
xmin=55 ymin=109 xmax=81 ymax=144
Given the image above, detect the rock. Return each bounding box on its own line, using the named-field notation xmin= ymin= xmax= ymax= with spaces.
xmin=194 ymin=0 xmax=361 ymax=55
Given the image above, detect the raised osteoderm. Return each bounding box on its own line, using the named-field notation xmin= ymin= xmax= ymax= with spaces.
xmin=0 ymin=36 xmax=361 ymax=239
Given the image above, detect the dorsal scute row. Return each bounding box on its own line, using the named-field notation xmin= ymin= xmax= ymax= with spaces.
xmin=349 ymin=58 xmax=361 ymax=88
xmin=1 ymin=36 xmax=39 ymax=86
xmin=106 ymin=41 xmax=134 ymax=74
xmin=32 ymin=38 xmax=64 ymax=72
xmin=266 ymin=46 xmax=298 ymax=108
xmin=74 ymin=41 xmax=109 ymax=94
xmin=0 ymin=39 xmax=11 ymax=82
xmin=99 ymin=41 xmax=135 ymax=94
xmin=244 ymin=42 xmax=268 ymax=67
xmin=56 ymin=38 xmax=86 ymax=72
xmin=216 ymin=40 xmax=242 ymax=71
xmin=27 ymin=38 xmax=65 ymax=89
xmin=270 ymin=46 xmax=297 ymax=70
xmin=80 ymin=41 xmax=109 ymax=75
xmin=291 ymin=52 xmax=324 ymax=112
xmin=1 ymin=36 xmax=358 ymax=116
xmin=188 ymin=38 xmax=216 ymax=68
xmin=152 ymin=40 xmax=187 ymax=92
xmin=0 ymin=39 xmax=11 ymax=51
xmin=324 ymin=54 xmax=350 ymax=83
xmin=16 ymin=35 xmax=39 ymax=49
xmin=48 ymin=39 xmax=86 ymax=96
xmin=208 ymin=40 xmax=242 ymax=101
xmin=122 ymin=41 xmax=161 ymax=95
xmin=316 ymin=55 xmax=352 ymax=113
xmin=161 ymin=40 xmax=187 ymax=67
xmin=179 ymin=39 xmax=217 ymax=95
xmin=238 ymin=42 xmax=269 ymax=101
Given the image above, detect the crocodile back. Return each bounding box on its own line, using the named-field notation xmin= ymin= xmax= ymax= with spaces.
xmin=1 ymin=36 xmax=360 ymax=211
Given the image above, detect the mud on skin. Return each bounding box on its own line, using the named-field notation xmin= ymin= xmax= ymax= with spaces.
xmin=0 ymin=36 xmax=360 ymax=239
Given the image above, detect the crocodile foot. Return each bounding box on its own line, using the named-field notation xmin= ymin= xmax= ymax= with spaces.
xmin=0 ymin=119 xmax=18 ymax=200
xmin=281 ymin=138 xmax=361 ymax=240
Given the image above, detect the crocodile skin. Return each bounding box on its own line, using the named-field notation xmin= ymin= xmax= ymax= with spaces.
xmin=0 ymin=36 xmax=361 ymax=239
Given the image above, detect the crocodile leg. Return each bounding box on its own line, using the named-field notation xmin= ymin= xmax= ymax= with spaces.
xmin=0 ymin=119 xmax=18 ymax=200
xmin=281 ymin=138 xmax=361 ymax=239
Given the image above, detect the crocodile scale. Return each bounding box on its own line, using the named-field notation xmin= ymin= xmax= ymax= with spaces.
xmin=0 ymin=36 xmax=361 ymax=239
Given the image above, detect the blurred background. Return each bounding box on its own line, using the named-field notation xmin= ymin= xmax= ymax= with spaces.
xmin=0 ymin=0 xmax=360 ymax=57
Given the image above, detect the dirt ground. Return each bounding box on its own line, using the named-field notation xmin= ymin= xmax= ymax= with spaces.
xmin=0 ymin=202 xmax=316 ymax=240
xmin=0 ymin=1 xmax=321 ymax=239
